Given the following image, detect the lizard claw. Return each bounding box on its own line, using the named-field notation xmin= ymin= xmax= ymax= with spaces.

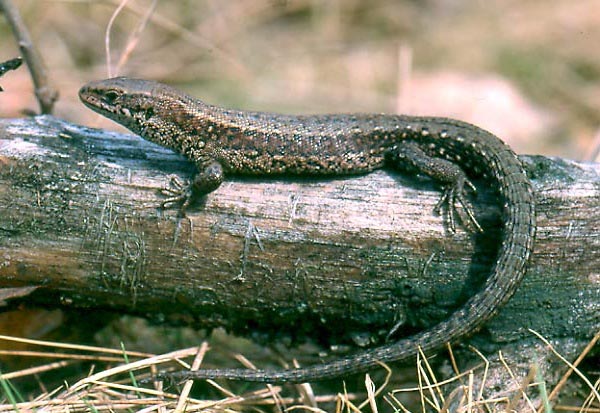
xmin=434 ymin=176 xmax=482 ymax=233
xmin=159 ymin=175 xmax=195 ymax=216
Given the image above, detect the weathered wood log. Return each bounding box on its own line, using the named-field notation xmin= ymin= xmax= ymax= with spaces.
xmin=0 ymin=115 xmax=598 ymax=368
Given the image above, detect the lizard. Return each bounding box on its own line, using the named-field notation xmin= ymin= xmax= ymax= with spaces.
xmin=79 ymin=77 xmax=536 ymax=383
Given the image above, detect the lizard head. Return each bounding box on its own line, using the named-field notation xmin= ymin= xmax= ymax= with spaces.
xmin=79 ymin=77 xmax=162 ymax=134
xmin=79 ymin=77 xmax=208 ymax=153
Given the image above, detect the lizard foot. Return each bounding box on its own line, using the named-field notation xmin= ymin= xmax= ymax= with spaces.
xmin=159 ymin=175 xmax=196 ymax=216
xmin=434 ymin=176 xmax=482 ymax=233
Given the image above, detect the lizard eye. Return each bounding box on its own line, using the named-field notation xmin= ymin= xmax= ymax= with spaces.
xmin=144 ymin=107 xmax=154 ymax=120
xmin=103 ymin=89 xmax=121 ymax=104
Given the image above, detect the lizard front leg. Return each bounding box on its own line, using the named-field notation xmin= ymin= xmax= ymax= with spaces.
xmin=162 ymin=160 xmax=224 ymax=215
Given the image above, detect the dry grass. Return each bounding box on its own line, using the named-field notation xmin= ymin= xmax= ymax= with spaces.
xmin=0 ymin=331 xmax=599 ymax=412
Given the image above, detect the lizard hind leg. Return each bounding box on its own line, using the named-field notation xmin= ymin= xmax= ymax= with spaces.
xmin=389 ymin=140 xmax=482 ymax=233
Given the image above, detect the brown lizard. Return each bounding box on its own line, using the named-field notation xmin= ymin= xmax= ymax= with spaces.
xmin=79 ymin=77 xmax=536 ymax=383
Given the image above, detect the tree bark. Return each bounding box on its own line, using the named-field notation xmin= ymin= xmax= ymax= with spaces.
xmin=0 ymin=115 xmax=598 ymax=360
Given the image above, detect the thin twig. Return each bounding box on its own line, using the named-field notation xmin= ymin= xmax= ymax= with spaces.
xmin=105 ymin=0 xmax=131 ymax=77
xmin=0 ymin=57 xmax=22 ymax=87
xmin=0 ymin=57 xmax=21 ymax=75
xmin=114 ymin=0 xmax=157 ymax=75
xmin=546 ymin=328 xmax=600 ymax=403
xmin=0 ymin=0 xmax=58 ymax=113
xmin=105 ymin=0 xmax=249 ymax=80
xmin=174 ymin=342 xmax=209 ymax=413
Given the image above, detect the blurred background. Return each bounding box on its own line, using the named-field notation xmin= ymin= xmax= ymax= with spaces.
xmin=1 ymin=0 xmax=599 ymax=161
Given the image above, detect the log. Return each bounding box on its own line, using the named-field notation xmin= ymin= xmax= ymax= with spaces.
xmin=0 ymin=115 xmax=598 ymax=368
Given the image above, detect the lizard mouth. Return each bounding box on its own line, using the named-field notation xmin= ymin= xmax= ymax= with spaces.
xmin=79 ymin=87 xmax=118 ymax=117
xmin=78 ymin=87 xmax=102 ymax=109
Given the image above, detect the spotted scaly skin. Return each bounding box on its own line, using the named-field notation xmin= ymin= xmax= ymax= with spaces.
xmin=79 ymin=77 xmax=536 ymax=383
